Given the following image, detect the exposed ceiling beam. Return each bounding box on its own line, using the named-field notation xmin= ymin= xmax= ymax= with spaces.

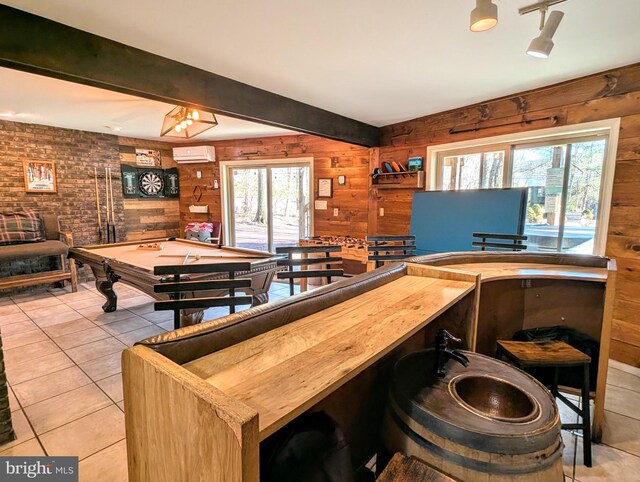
xmin=0 ymin=5 xmax=380 ymax=147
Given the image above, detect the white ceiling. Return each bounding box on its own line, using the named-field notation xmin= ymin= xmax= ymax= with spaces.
xmin=1 ymin=0 xmax=640 ymax=139
xmin=0 ymin=68 xmax=297 ymax=142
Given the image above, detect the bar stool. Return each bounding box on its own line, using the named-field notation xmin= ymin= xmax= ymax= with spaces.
xmin=496 ymin=340 xmax=592 ymax=467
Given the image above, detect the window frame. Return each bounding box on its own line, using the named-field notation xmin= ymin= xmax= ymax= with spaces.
xmin=426 ymin=119 xmax=621 ymax=256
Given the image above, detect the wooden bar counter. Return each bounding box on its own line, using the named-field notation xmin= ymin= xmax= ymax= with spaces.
xmin=409 ymin=251 xmax=616 ymax=443
xmin=122 ymin=252 xmax=615 ymax=481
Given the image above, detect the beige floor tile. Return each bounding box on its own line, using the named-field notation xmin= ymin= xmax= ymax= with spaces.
xmin=43 ymin=318 xmax=95 ymax=338
xmin=0 ymin=409 xmax=35 ymax=451
xmin=18 ymin=296 xmax=63 ymax=312
xmin=0 ymin=319 xmax=38 ymax=336
xmin=66 ymin=297 xmax=104 ymax=310
xmin=65 ymin=337 xmax=127 ymax=364
xmin=78 ymin=352 xmax=122 ymax=382
xmin=562 ymin=430 xmax=576 ymax=480
xmin=8 ymin=386 xmax=19 ymax=412
xmin=140 ymin=310 xmax=174 ymax=324
xmin=0 ymin=303 xmax=22 ymax=317
xmin=605 ymin=385 xmax=640 ymax=420
xmin=0 ymin=310 xmax=29 ymax=326
xmin=40 ymin=405 xmax=125 ymax=460
xmin=0 ymin=438 xmax=45 ymax=456
xmin=76 ymin=306 xmax=137 ymax=324
xmin=24 ymin=384 xmax=112 ymax=434
xmin=127 ymin=302 xmax=155 ymax=316
xmin=31 ymin=313 xmax=86 ymax=329
xmin=24 ymin=301 xmax=78 ymax=318
xmin=116 ymin=401 xmax=124 ymax=412
xmin=101 ymin=317 xmax=153 ymax=336
xmin=6 ymin=351 xmax=75 ymax=385
xmin=118 ymin=295 xmax=154 ymax=309
xmin=78 ymin=439 xmax=128 ymax=482
xmin=601 ymin=410 xmax=640 ymax=457
xmin=12 ymin=366 xmax=92 ymax=407
xmin=115 ymin=326 xmax=165 ymax=346
xmin=53 ymin=326 xmax=111 ymax=350
xmin=573 ymin=435 xmax=640 ymax=481
xmin=54 ymin=290 xmax=102 ymax=304
xmin=96 ymin=374 xmax=123 ymax=403
xmin=11 ymin=291 xmax=52 ymax=302
xmin=2 ymin=329 xmax=49 ymax=350
xmin=4 ymin=340 xmax=60 ymax=366
xmin=607 ymin=367 xmax=640 ymax=394
xmin=157 ymin=320 xmax=174 ymax=331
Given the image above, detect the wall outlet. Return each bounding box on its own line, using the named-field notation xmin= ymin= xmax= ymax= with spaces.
xmin=379 ymin=208 xmax=384 ymax=216
xmin=333 ymin=208 xmax=339 ymax=216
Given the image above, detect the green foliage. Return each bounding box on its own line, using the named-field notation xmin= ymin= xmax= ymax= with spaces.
xmin=528 ymin=203 xmax=544 ymax=223
xmin=582 ymin=209 xmax=594 ymax=220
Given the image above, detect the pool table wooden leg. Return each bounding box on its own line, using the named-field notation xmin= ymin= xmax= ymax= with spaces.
xmin=93 ymin=264 xmax=121 ymax=313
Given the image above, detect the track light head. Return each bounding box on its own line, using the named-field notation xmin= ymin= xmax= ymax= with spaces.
xmin=527 ymin=10 xmax=564 ymax=58
xmin=470 ymin=0 xmax=498 ymax=32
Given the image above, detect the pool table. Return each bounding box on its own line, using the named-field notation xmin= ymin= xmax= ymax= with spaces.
xmin=69 ymin=238 xmax=280 ymax=325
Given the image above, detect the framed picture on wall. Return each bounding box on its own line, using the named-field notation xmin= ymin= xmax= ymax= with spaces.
xmin=318 ymin=178 xmax=333 ymax=198
xmin=23 ymin=160 xmax=57 ymax=193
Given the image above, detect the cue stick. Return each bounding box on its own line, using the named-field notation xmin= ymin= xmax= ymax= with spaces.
xmin=104 ymin=167 xmax=111 ymax=243
xmin=182 ymin=250 xmax=192 ymax=265
xmin=108 ymin=167 xmax=116 ymax=242
xmin=94 ymin=167 xmax=103 ymax=243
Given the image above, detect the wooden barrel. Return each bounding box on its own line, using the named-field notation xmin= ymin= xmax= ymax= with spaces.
xmin=383 ymin=349 xmax=564 ymax=481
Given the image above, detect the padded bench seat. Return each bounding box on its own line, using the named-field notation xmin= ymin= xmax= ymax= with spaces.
xmin=0 ymin=240 xmax=69 ymax=262
xmin=0 ymin=213 xmax=77 ymax=292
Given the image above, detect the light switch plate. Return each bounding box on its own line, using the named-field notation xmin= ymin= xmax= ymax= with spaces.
xmin=333 ymin=208 xmax=339 ymax=216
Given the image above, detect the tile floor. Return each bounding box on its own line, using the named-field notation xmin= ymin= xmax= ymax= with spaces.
xmin=1 ymin=281 xmax=639 ymax=481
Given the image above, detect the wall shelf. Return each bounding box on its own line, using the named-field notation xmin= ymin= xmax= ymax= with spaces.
xmin=372 ymin=170 xmax=425 ymax=189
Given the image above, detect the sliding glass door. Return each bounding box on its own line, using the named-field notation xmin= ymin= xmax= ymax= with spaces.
xmin=225 ymin=161 xmax=311 ymax=252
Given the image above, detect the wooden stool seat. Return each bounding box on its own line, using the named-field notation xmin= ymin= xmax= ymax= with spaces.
xmin=496 ymin=339 xmax=592 ymax=467
xmin=377 ymin=453 xmax=454 ymax=482
xmin=497 ymin=340 xmax=591 ymax=366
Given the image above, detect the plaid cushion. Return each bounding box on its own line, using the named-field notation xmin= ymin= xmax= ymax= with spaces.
xmin=0 ymin=211 xmax=46 ymax=245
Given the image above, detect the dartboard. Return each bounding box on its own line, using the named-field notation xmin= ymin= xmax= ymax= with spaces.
xmin=138 ymin=171 xmax=164 ymax=196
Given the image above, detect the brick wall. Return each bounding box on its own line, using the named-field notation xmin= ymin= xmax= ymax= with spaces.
xmin=0 ymin=120 xmax=123 ymax=246
xmin=0 ymin=120 xmax=180 ymax=283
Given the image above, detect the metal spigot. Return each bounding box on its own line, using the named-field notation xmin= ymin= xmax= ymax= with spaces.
xmin=435 ymin=329 xmax=469 ymax=378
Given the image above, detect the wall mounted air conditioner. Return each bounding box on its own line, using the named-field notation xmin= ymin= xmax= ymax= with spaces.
xmin=172 ymin=146 xmax=216 ymax=163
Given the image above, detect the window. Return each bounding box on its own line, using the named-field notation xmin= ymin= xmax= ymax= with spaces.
xmin=433 ymin=129 xmax=612 ymax=255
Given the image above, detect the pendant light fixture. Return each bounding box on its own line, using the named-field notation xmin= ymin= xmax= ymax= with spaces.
xmin=526 ymin=9 xmax=564 ymax=58
xmin=160 ymin=106 xmax=218 ymax=139
xmin=470 ymin=0 xmax=498 ymax=32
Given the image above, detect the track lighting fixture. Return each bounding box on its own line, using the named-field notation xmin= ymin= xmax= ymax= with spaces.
xmin=527 ymin=9 xmax=564 ymax=58
xmin=469 ymin=0 xmax=569 ymax=58
xmin=470 ymin=0 xmax=498 ymax=32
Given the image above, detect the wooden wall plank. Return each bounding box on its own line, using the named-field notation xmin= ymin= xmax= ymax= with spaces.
xmin=379 ymin=62 xmax=640 ymax=366
xmin=176 ymin=135 xmax=371 ymax=239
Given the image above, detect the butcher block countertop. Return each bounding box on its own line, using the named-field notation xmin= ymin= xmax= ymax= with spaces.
xmin=444 ymin=262 xmax=608 ymax=282
xmin=183 ymin=270 xmax=476 ymax=440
